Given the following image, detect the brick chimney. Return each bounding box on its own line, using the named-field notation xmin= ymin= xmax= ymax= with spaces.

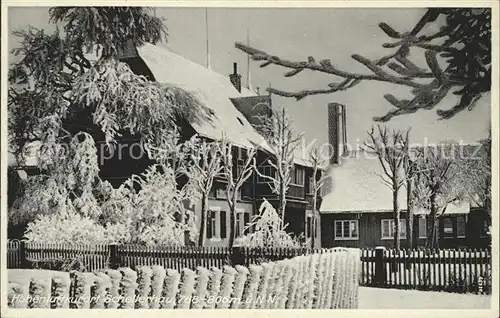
xmin=328 ymin=103 xmax=347 ymax=165
xmin=229 ymin=62 xmax=242 ymax=93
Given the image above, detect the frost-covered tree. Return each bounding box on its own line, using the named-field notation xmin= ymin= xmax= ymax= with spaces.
xmin=8 ymin=7 xmax=208 ymax=244
xmin=241 ymin=199 xmax=301 ymax=248
xmin=183 ymin=136 xmax=224 ymax=246
xmin=364 ymin=126 xmax=410 ymax=249
xmin=253 ymin=106 xmax=303 ymax=224
xmin=220 ymin=140 xmax=256 ymax=248
xmin=412 ymin=143 xmax=468 ymax=249
xmin=307 ymin=147 xmax=329 ymax=248
xmin=236 ymin=8 xmax=491 ymax=121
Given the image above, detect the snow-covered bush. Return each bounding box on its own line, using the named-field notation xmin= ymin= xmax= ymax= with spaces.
xmin=135 ymin=266 xmax=153 ymax=308
xmin=216 ymin=265 xmax=237 ymax=309
xmin=240 ymin=199 xmax=302 ymax=248
xmin=103 ymin=269 xmax=121 ymax=309
xmin=255 ymin=262 xmax=274 ymax=309
xmin=150 ymin=265 xmax=166 ymax=309
xmin=240 ymin=264 xmax=262 ymax=309
xmin=176 ymin=268 xmax=197 ymax=309
xmin=205 ymin=267 xmax=222 ymax=309
xmin=230 ymin=265 xmax=249 ymax=309
xmin=51 ymin=272 xmax=71 ymax=308
xmin=192 ymin=267 xmax=210 ymax=309
xmin=91 ymin=272 xmax=111 ymax=309
xmin=162 ymin=269 xmax=181 ymax=309
xmin=118 ymin=268 xmax=137 ymax=309
xmin=70 ymin=271 xmax=94 ymax=309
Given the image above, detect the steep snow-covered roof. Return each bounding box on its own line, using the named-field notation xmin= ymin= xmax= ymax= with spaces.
xmin=319 ymin=151 xmax=473 ymax=215
xmin=319 ymin=151 xmax=408 ymax=213
xmin=136 ymin=43 xmax=271 ymax=151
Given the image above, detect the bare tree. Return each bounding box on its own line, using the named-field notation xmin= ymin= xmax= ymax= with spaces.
xmin=364 ymin=126 xmax=410 ymax=249
xmin=307 ymin=147 xmax=329 ymax=248
xmin=220 ymin=140 xmax=256 ymax=248
xmin=253 ymin=106 xmax=303 ymax=224
xmin=412 ymin=144 xmax=467 ymax=249
xmin=236 ymin=9 xmax=491 ymax=122
xmin=184 ymin=136 xmax=223 ymax=247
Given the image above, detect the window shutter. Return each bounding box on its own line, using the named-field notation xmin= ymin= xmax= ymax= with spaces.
xmin=220 ymin=210 xmax=227 ymax=239
xmin=207 ymin=211 xmax=213 ymax=239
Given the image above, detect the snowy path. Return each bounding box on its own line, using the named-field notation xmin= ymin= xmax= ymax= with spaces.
xmin=359 ymin=287 xmax=491 ymax=309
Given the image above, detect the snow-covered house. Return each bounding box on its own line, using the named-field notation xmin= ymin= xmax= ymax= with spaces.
xmin=8 ymin=42 xmax=324 ymax=247
xmin=319 ymin=103 xmax=490 ymax=249
xmin=119 ymin=43 xmax=326 ymax=247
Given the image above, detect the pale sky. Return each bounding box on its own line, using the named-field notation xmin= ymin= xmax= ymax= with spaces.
xmin=8 ymin=7 xmax=491 ymax=149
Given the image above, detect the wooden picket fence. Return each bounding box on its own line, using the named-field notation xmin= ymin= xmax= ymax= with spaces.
xmin=360 ymin=247 xmax=492 ymax=295
xmin=7 ymin=241 xmax=318 ymax=272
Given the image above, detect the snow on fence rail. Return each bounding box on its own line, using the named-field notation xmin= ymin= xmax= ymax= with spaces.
xmin=7 ymin=241 xmax=326 ymax=272
xmin=360 ymin=247 xmax=492 ymax=295
xmin=7 ymin=248 xmax=361 ymax=309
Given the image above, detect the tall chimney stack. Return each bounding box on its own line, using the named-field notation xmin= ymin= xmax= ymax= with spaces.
xmin=328 ymin=103 xmax=347 ymax=165
xmin=230 ymin=62 xmax=242 ymax=93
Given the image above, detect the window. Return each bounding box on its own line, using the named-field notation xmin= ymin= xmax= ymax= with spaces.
xmin=443 ymin=218 xmax=453 ymax=238
xmin=457 ymin=216 xmax=466 ymax=238
xmin=290 ymin=166 xmax=305 ymax=186
xmin=207 ymin=208 xmax=219 ymax=239
xmin=257 ymin=165 xmax=275 ymax=183
xmin=235 ymin=209 xmax=251 ymax=238
xmin=334 ymin=220 xmax=358 ymax=240
xmin=381 ymin=219 xmax=407 ymax=239
xmin=206 ymin=207 xmax=227 ymax=240
xmin=418 ymin=217 xmax=427 ymax=239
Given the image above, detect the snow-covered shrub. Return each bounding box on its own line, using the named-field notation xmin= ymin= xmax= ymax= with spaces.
xmin=269 ymin=260 xmax=287 ymax=309
xmin=51 ymin=272 xmax=71 ymax=308
xmin=240 ymin=264 xmax=262 ymax=309
xmin=205 ymin=267 xmax=222 ymax=309
xmin=277 ymin=259 xmax=294 ymax=308
xmin=8 ymin=281 xmax=28 ymax=309
xmin=192 ymin=267 xmax=210 ymax=309
xmin=283 ymin=259 xmax=299 ymax=309
xmin=29 ymin=273 xmax=52 ymax=308
xmin=103 ymin=269 xmax=121 ymax=309
xmin=150 ymin=265 xmax=166 ymax=309
xmin=230 ymin=265 xmax=249 ymax=309
xmin=69 ymin=271 xmax=94 ymax=309
xmin=7 ymin=271 xmax=31 ymax=308
xmin=161 ymin=269 xmax=181 ymax=309
xmin=255 ymin=262 xmax=274 ymax=309
xmin=216 ymin=265 xmax=237 ymax=309
xmin=264 ymin=263 xmax=280 ymax=309
xmin=306 ymin=253 xmax=320 ymax=308
xmin=240 ymin=199 xmax=302 ymax=248
xmin=90 ymin=272 xmax=111 ymax=309
xmin=24 ymin=211 xmax=129 ymax=245
xmin=118 ymin=268 xmax=137 ymax=309
xmin=135 ymin=266 xmax=153 ymax=309
xmin=176 ymin=268 xmax=197 ymax=309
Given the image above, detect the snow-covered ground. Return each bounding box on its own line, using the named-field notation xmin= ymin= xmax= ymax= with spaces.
xmin=359 ymin=287 xmax=491 ymax=309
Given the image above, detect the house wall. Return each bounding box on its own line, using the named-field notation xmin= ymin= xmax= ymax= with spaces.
xmin=192 ymin=197 xmax=254 ymax=247
xmin=320 ymin=212 xmax=410 ymax=249
xmin=321 ymin=208 xmax=490 ymax=249
xmin=413 ymin=208 xmax=490 ymax=249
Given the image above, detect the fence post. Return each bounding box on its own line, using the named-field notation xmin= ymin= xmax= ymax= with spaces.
xmin=19 ymin=241 xmax=27 ymax=269
xmin=109 ymin=244 xmax=120 ymax=269
xmin=374 ymin=246 xmax=386 ymax=287
xmin=231 ymin=246 xmax=245 ymax=267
